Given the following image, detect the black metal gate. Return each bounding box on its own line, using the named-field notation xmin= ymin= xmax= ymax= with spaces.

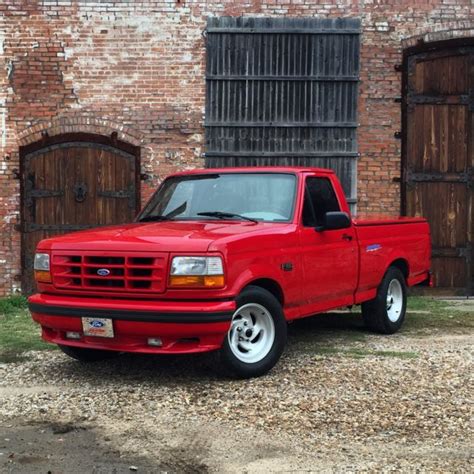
xmin=205 ymin=16 xmax=360 ymax=210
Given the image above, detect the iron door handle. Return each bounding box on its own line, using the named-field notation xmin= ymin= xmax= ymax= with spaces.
xmin=342 ymin=233 xmax=353 ymax=241
xmin=73 ymin=183 xmax=88 ymax=203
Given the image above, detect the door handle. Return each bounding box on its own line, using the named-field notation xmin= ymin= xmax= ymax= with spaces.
xmin=342 ymin=233 xmax=353 ymax=241
xmin=73 ymin=183 xmax=88 ymax=203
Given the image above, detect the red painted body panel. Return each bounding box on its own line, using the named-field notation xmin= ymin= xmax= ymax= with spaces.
xmin=29 ymin=167 xmax=431 ymax=355
xmin=353 ymin=220 xmax=431 ymax=304
xmin=38 ymin=317 xmax=229 ymax=354
xmin=295 ymin=171 xmax=358 ymax=316
xmin=30 ymin=293 xmax=234 ymax=353
xmin=353 ymin=215 xmax=427 ymax=226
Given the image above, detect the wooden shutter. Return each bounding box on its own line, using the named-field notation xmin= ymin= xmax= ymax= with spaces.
xmin=205 ymin=17 xmax=360 ymax=210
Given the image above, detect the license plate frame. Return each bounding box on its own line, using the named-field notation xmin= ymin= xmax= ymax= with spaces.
xmin=81 ymin=317 xmax=114 ymax=338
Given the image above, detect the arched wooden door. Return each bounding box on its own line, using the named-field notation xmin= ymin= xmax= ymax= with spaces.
xmin=20 ymin=134 xmax=140 ymax=294
xmin=402 ymin=43 xmax=473 ymax=295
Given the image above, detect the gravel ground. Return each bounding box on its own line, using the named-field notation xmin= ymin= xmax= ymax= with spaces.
xmin=0 ymin=308 xmax=473 ymax=473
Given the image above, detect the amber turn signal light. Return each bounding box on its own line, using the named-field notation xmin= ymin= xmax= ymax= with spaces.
xmin=169 ymin=275 xmax=225 ymax=288
xmin=34 ymin=270 xmax=52 ymax=283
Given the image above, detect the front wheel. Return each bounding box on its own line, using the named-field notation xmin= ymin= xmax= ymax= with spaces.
xmin=362 ymin=266 xmax=407 ymax=334
xmin=219 ymin=286 xmax=287 ymax=378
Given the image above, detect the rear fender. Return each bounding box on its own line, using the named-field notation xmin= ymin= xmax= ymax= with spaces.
xmin=384 ymin=252 xmax=409 ymax=281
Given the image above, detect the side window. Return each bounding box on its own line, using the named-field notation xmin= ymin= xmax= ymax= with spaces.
xmin=302 ymin=177 xmax=341 ymax=227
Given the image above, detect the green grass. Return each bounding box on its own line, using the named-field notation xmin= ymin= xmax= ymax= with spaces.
xmin=407 ymin=296 xmax=449 ymax=312
xmin=0 ymin=295 xmax=53 ymax=363
xmin=0 ymin=294 xmax=28 ymax=314
xmin=405 ymin=296 xmax=474 ymax=332
xmin=289 ymin=296 xmax=473 ymax=358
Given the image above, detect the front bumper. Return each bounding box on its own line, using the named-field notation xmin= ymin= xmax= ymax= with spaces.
xmin=28 ymin=293 xmax=235 ymax=354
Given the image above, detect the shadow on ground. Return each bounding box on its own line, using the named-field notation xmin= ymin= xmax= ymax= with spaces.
xmin=30 ymin=303 xmax=473 ymax=384
xmin=34 ymin=311 xmax=368 ymax=384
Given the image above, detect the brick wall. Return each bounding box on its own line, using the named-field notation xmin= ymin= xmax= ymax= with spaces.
xmin=0 ymin=0 xmax=473 ymax=295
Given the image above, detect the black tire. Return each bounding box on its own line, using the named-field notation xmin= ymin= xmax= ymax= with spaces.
xmin=219 ymin=285 xmax=287 ymax=379
xmin=59 ymin=344 xmax=119 ymax=362
xmin=362 ymin=266 xmax=407 ymax=334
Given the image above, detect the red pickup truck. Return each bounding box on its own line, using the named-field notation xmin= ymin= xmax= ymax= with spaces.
xmin=29 ymin=167 xmax=431 ymax=378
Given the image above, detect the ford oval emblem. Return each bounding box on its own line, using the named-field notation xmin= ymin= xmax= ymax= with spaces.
xmin=90 ymin=320 xmax=104 ymax=328
xmin=97 ymin=268 xmax=111 ymax=276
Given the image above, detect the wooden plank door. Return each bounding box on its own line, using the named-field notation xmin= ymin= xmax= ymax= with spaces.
xmin=21 ymin=137 xmax=139 ymax=294
xmin=403 ymin=45 xmax=473 ymax=295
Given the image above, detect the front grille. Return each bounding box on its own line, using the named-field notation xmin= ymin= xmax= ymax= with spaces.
xmin=51 ymin=251 xmax=168 ymax=293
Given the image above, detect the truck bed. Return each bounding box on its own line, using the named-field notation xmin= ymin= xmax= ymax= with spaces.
xmin=352 ymin=215 xmax=431 ymax=303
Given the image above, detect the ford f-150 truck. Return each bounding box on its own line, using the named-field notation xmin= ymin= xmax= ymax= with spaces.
xmin=29 ymin=167 xmax=431 ymax=378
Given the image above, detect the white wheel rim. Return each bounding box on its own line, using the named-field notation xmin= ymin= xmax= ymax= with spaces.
xmin=386 ymin=279 xmax=403 ymax=322
xmin=228 ymin=303 xmax=275 ymax=364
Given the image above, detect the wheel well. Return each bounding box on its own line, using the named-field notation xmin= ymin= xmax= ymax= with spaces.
xmin=243 ymin=278 xmax=284 ymax=306
xmin=390 ymin=259 xmax=409 ymax=280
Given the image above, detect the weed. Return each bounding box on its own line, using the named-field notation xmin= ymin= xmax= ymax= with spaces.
xmin=0 ymin=298 xmax=53 ymax=362
xmin=0 ymin=295 xmax=28 ymax=315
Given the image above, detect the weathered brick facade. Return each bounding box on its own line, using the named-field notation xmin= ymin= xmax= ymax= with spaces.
xmin=0 ymin=1 xmax=473 ymax=295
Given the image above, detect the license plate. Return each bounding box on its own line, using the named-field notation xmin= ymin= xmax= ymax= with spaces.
xmin=82 ymin=317 xmax=114 ymax=338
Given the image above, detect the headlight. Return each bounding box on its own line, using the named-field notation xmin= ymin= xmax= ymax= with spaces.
xmin=169 ymin=256 xmax=224 ymax=288
xmin=34 ymin=253 xmax=50 ymax=271
xmin=34 ymin=253 xmax=51 ymax=283
xmin=171 ymin=256 xmax=223 ymax=275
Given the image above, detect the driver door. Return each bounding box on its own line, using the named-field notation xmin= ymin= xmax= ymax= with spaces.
xmin=299 ymin=175 xmax=358 ymax=314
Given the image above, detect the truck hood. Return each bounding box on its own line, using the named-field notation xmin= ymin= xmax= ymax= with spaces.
xmin=37 ymin=221 xmax=286 ymax=253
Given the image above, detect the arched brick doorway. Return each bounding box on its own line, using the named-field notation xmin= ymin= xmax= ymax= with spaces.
xmin=402 ymin=38 xmax=473 ymax=295
xmin=20 ymin=133 xmax=141 ymax=294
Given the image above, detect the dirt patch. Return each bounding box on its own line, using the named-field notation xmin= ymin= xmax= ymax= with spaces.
xmin=0 ymin=417 xmax=301 ymax=473
xmin=0 ymin=422 xmax=159 ymax=473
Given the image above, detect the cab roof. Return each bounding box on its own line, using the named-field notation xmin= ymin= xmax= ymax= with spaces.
xmin=169 ymin=167 xmax=335 ymax=177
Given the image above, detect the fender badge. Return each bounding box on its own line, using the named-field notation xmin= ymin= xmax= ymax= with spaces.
xmin=366 ymin=244 xmax=381 ymax=252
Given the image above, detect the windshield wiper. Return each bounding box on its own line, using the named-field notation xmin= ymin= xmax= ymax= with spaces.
xmin=139 ymin=202 xmax=187 ymax=222
xmin=197 ymin=211 xmax=258 ymax=223
xmin=138 ymin=215 xmax=171 ymax=222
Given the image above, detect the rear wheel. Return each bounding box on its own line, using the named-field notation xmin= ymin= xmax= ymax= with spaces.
xmin=59 ymin=345 xmax=119 ymax=362
xmin=362 ymin=267 xmax=407 ymax=334
xmin=219 ymin=286 xmax=287 ymax=378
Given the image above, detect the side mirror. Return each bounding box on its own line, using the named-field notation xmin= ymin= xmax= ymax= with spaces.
xmin=316 ymin=211 xmax=351 ymax=232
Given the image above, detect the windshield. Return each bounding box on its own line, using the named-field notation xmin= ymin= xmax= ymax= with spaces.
xmin=138 ymin=173 xmax=297 ymax=223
